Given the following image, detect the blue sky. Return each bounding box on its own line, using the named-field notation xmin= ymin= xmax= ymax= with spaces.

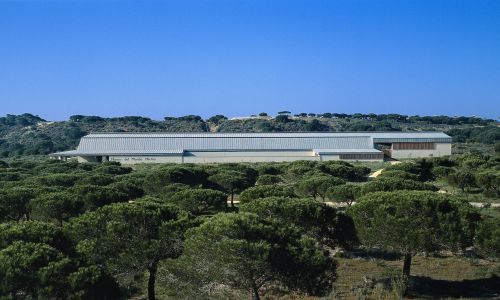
xmin=0 ymin=0 xmax=499 ymax=120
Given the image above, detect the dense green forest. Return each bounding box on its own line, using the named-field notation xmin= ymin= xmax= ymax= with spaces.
xmin=0 ymin=112 xmax=499 ymax=298
xmin=0 ymin=152 xmax=499 ymax=299
xmin=0 ymin=113 xmax=498 ymax=157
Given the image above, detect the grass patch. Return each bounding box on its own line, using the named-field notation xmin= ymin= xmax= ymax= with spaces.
xmin=334 ymin=254 xmax=500 ymax=299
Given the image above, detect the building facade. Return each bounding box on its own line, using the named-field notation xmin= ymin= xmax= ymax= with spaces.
xmin=50 ymin=132 xmax=452 ymax=164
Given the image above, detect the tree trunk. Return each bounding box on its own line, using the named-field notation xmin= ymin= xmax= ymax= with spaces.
xmin=147 ymin=261 xmax=158 ymax=300
xmin=402 ymin=252 xmax=412 ymax=296
xmin=251 ymin=285 xmax=260 ymax=300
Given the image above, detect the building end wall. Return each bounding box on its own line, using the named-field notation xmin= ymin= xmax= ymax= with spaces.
xmin=390 ymin=143 xmax=451 ymax=159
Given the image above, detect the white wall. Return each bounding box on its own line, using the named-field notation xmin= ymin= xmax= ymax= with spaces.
xmin=390 ymin=143 xmax=451 ymax=159
xmin=109 ymin=156 xmax=183 ymax=164
xmin=77 ymin=156 xmax=98 ymax=163
xmin=77 ymin=151 xmax=384 ymax=164
xmin=183 ymin=151 xmax=320 ymax=163
xmin=319 ymin=154 xmax=340 ymax=161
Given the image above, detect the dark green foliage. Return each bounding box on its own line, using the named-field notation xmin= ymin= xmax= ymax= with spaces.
xmin=315 ymin=161 xmax=370 ymax=181
xmin=0 ymin=240 xmax=119 ymax=300
xmin=257 ymin=120 xmax=275 ymax=132
xmin=406 ymin=115 xmax=493 ymax=125
xmin=173 ymin=213 xmax=336 ymax=299
xmin=78 ymin=174 xmax=114 ymax=186
xmin=108 ymin=179 xmax=145 ymax=200
xmin=67 ymin=265 xmax=121 ymax=300
xmin=158 ymin=183 xmax=191 ymax=199
xmin=275 ymin=114 xmax=291 ymax=123
xmin=0 ymin=241 xmax=70 ymax=299
xmin=213 ymin=163 xmax=259 ymax=183
xmin=94 ymin=164 xmax=132 ymax=175
xmin=350 ymin=191 xmax=479 ymax=253
xmin=67 ymin=200 xmax=190 ymax=300
xmin=475 ymin=216 xmax=500 ymax=258
xmin=0 ymin=187 xmax=38 ymax=221
xmin=377 ymin=170 xmax=419 ymax=181
xmin=2 ymin=112 xmax=494 ymax=157
xmin=362 ymin=177 xmax=438 ymax=194
xmin=294 ymin=175 xmax=345 ymax=200
xmin=145 ymin=165 xmax=208 ymax=193
xmin=70 ymin=185 xmax=129 ymax=211
xmin=209 ymin=169 xmax=255 ymax=207
xmin=35 ymin=173 xmax=81 ymax=187
xmin=305 ymin=119 xmax=328 ymax=131
xmin=0 ymin=113 xmax=45 ymax=126
xmin=30 ymin=192 xmax=83 ymax=225
xmin=239 ymin=185 xmax=296 ymax=203
xmin=455 ymin=153 xmax=490 ymax=169
xmin=475 ymin=169 xmax=500 ymax=197
xmin=0 ymin=172 xmax=23 ymax=182
xmin=32 ymin=160 xmax=79 ymax=174
xmin=207 ymin=115 xmax=227 ymax=125
xmin=349 ymin=191 xmax=480 ymax=292
xmin=352 ymin=165 xmax=372 ymax=180
xmin=384 ymin=160 xmax=434 ymax=182
xmin=428 ymin=153 xmax=500 ymax=198
xmin=286 ymin=163 xmax=318 ymax=179
xmin=255 ymin=174 xmax=283 ymax=185
xmin=256 ymin=164 xmax=282 ymax=175
xmin=0 ymin=221 xmax=70 ymax=251
xmin=1 ymin=151 xmax=499 ymax=298
xmin=240 ymin=197 xmax=357 ymax=249
xmin=431 ymin=156 xmax=456 ymax=168
xmin=447 ymin=126 xmax=500 ymax=144
xmin=170 ymin=188 xmax=227 ymax=215
xmin=447 ymin=169 xmax=477 ymax=193
xmin=326 ymin=183 xmax=362 ymax=206
xmin=163 ymin=115 xmax=209 ymax=132
xmin=432 ymin=166 xmax=454 ymax=178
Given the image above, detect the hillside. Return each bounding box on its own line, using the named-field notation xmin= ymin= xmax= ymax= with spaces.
xmin=0 ymin=113 xmax=498 ymax=157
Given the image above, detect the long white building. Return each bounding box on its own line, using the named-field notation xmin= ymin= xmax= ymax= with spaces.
xmin=50 ymin=132 xmax=452 ymax=164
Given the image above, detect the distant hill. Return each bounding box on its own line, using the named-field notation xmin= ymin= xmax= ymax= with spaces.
xmin=0 ymin=113 xmax=498 ymax=157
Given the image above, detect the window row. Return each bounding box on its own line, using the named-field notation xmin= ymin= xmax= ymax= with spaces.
xmin=393 ymin=142 xmax=435 ymax=150
xmin=339 ymin=153 xmax=384 ymax=160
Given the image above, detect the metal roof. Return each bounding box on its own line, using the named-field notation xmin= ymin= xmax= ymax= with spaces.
xmin=75 ymin=134 xmax=375 ymax=154
xmin=83 ymin=132 xmax=450 ymax=139
xmin=51 ymin=132 xmax=450 ymax=156
xmin=51 ymin=150 xmax=79 ymax=157
xmin=367 ymin=132 xmax=452 ymax=143
xmin=313 ymin=148 xmax=382 ymax=154
xmin=51 ymin=149 xmax=184 ymax=156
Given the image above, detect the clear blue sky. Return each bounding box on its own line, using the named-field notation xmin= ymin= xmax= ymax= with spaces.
xmin=1 ymin=0 xmax=499 ymax=120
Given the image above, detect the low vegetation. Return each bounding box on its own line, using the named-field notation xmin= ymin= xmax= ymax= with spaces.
xmin=0 ymin=112 xmax=499 ymax=299
xmin=0 ymin=113 xmax=498 ymax=157
xmin=0 ymin=151 xmax=499 ymax=299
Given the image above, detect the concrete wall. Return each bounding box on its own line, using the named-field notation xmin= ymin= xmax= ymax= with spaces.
xmin=109 ymin=156 xmax=183 ymax=164
xmin=77 ymin=156 xmax=99 ymax=163
xmin=76 ymin=151 xmax=384 ymax=164
xmin=183 ymin=151 xmax=320 ymax=163
xmin=319 ymin=154 xmax=341 ymax=161
xmin=390 ymin=143 xmax=451 ymax=159
xmin=339 ymin=157 xmax=383 ymax=162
